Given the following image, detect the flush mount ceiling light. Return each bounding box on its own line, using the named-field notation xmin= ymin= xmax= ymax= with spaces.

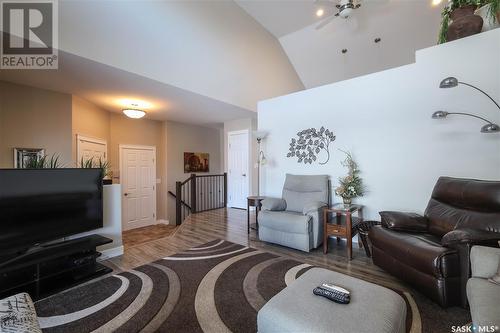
xmin=123 ymin=108 xmax=146 ymax=119
xmin=316 ymin=8 xmax=324 ymax=17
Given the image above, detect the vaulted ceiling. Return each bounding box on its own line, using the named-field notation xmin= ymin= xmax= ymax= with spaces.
xmin=237 ymin=0 xmax=445 ymax=88
xmin=1 ymin=0 xmax=446 ymax=124
xmin=0 ymin=0 xmax=303 ymax=125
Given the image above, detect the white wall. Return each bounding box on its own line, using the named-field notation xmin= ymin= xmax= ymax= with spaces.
xmin=258 ymin=30 xmax=500 ymax=221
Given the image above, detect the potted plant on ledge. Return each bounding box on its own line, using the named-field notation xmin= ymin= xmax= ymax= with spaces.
xmin=80 ymin=157 xmax=113 ymax=184
xmin=335 ymin=150 xmax=365 ymax=205
xmin=438 ymin=0 xmax=497 ymax=44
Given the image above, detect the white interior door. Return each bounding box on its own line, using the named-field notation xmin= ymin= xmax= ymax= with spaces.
xmin=77 ymin=135 xmax=107 ymax=165
xmin=228 ymin=131 xmax=249 ymax=209
xmin=120 ymin=146 xmax=156 ymax=231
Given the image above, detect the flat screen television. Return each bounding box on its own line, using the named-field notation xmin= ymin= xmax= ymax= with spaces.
xmin=0 ymin=168 xmax=103 ymax=256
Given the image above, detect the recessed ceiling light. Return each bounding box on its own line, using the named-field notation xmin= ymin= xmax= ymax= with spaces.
xmin=123 ymin=109 xmax=146 ymax=119
xmin=432 ymin=0 xmax=443 ymax=6
xmin=316 ymin=8 xmax=324 ymax=17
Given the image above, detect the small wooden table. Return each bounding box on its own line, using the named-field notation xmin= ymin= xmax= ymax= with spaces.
xmin=247 ymin=196 xmax=265 ymax=234
xmin=323 ymin=204 xmax=364 ymax=260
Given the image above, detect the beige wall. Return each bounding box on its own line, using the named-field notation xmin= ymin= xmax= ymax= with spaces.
xmin=0 ymin=81 xmax=228 ymax=223
xmin=72 ymin=98 xmax=167 ymax=220
xmin=0 ymin=81 xmax=72 ymax=168
xmin=166 ymin=121 xmax=222 ymax=223
xmin=72 ymin=95 xmax=111 ymax=164
xmin=110 ymin=113 xmax=167 ymax=220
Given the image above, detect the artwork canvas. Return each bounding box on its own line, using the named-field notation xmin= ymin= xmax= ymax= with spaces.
xmin=13 ymin=148 xmax=45 ymax=168
xmin=184 ymin=152 xmax=209 ymax=173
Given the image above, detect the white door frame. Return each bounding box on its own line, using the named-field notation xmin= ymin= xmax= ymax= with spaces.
xmin=119 ymin=144 xmax=157 ymax=230
xmin=76 ymin=134 xmax=108 ymax=162
xmin=227 ymin=129 xmax=250 ymax=209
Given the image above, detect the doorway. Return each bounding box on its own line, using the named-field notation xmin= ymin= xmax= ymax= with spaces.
xmin=119 ymin=145 xmax=157 ymax=231
xmin=227 ymin=130 xmax=249 ymax=209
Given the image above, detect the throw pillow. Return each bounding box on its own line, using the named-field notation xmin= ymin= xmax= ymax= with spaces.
xmin=0 ymin=293 xmax=42 ymax=333
xmin=261 ymin=198 xmax=286 ymax=211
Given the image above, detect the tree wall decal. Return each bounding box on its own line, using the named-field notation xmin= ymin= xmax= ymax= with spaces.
xmin=287 ymin=127 xmax=336 ymax=165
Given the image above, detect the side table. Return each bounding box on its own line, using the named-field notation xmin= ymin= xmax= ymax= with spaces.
xmin=323 ymin=203 xmax=364 ymax=260
xmin=247 ymin=196 xmax=265 ymax=234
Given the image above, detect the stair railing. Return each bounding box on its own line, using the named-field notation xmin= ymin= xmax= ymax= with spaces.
xmin=170 ymin=173 xmax=227 ymax=225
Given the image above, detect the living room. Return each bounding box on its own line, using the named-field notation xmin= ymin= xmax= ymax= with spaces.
xmin=0 ymin=1 xmax=499 ymax=333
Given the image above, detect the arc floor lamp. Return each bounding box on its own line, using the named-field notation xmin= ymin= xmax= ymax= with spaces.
xmin=432 ymin=77 xmax=500 ymax=133
xmin=253 ymin=131 xmax=267 ymax=197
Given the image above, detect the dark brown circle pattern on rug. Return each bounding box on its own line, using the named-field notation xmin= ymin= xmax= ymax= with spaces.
xmin=34 ymin=239 xmax=468 ymax=333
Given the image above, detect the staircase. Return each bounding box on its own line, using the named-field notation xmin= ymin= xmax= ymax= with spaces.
xmin=169 ymin=173 xmax=227 ymax=225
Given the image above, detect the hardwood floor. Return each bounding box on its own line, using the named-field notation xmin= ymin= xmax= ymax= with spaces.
xmin=106 ymin=208 xmax=411 ymax=292
xmin=122 ymin=224 xmax=177 ymax=248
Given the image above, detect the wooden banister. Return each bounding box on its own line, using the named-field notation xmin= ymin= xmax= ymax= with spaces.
xmin=172 ymin=173 xmax=227 ymax=226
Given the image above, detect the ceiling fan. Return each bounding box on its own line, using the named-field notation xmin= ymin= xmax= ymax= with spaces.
xmin=315 ymin=0 xmax=362 ymax=30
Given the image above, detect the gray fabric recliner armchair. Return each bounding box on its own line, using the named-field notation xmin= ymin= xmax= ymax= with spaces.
xmin=467 ymin=246 xmax=500 ymax=327
xmin=259 ymin=174 xmax=329 ymax=252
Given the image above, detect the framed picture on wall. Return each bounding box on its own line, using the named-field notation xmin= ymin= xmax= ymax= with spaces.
xmin=184 ymin=152 xmax=209 ymax=173
xmin=13 ymin=148 xmax=45 ymax=168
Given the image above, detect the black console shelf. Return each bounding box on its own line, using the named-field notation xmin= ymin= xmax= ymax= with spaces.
xmin=0 ymin=234 xmax=113 ymax=300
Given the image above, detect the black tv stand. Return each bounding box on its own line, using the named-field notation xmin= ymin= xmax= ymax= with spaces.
xmin=0 ymin=235 xmax=113 ymax=300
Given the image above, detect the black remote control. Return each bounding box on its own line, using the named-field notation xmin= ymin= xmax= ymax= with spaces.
xmin=313 ymin=286 xmax=350 ymax=304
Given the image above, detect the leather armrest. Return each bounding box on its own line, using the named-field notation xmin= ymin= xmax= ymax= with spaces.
xmin=303 ymin=201 xmax=327 ymax=215
xmin=379 ymin=211 xmax=428 ymax=233
xmin=261 ymin=198 xmax=286 ymax=211
xmin=442 ymin=228 xmax=500 ymax=246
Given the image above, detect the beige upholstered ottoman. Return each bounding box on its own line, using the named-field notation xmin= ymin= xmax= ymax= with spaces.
xmin=258 ymin=268 xmax=406 ymax=333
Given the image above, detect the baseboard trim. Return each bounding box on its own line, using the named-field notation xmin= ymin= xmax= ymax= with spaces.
xmin=98 ymin=245 xmax=124 ymax=261
xmin=156 ymin=219 xmax=169 ymax=225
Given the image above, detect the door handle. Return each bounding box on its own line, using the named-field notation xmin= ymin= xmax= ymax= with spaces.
xmin=124 ymin=193 xmax=129 ymax=196
xmin=242 ymin=174 xmax=246 ymax=177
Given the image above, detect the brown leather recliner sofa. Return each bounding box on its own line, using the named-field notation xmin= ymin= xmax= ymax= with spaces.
xmin=369 ymin=177 xmax=500 ymax=307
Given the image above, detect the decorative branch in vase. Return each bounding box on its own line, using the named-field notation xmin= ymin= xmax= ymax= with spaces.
xmin=335 ymin=150 xmax=365 ymax=205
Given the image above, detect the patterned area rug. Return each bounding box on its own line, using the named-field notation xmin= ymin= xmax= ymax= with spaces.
xmin=34 ymin=240 xmax=469 ymax=332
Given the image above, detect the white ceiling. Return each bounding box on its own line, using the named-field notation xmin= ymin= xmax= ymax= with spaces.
xmin=0 ymin=0 xmax=306 ymax=127
xmin=0 ymin=51 xmax=254 ymax=126
xmin=56 ymin=0 xmax=303 ymax=112
xmin=0 ymin=0 xmax=447 ymax=123
xmin=235 ymin=0 xmax=322 ymax=38
xmin=237 ymin=0 xmax=445 ymax=88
